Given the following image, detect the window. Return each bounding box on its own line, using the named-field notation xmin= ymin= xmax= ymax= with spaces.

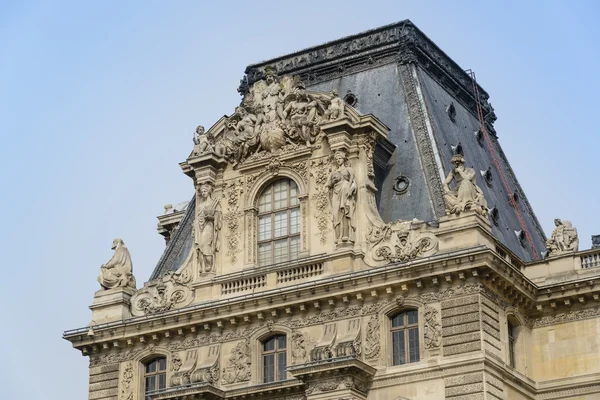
xmin=391 ymin=310 xmax=420 ymax=365
xmin=258 ymin=179 xmax=300 ymax=266
xmin=262 ymin=335 xmax=287 ymax=383
xmin=144 ymin=357 xmax=166 ymax=394
xmin=508 ymin=320 xmax=516 ymax=367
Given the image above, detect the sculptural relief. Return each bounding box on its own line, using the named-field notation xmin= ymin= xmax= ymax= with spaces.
xmin=130 ymin=273 xmax=194 ymax=316
xmin=192 ymin=125 xmax=213 ymax=156
xmin=98 ymin=238 xmax=136 ymax=290
xmin=193 ymin=183 xmax=222 ymax=274
xmin=546 ymin=218 xmax=579 ymax=255
xmin=221 ymin=338 xmax=251 ymax=384
xmin=119 ymin=362 xmax=134 ymax=400
xmin=367 ymin=219 xmax=438 ymax=264
xmin=328 ymin=150 xmax=357 ymax=244
xmin=201 ymin=69 xmax=348 ymax=167
xmin=443 ymin=154 xmax=488 ymax=217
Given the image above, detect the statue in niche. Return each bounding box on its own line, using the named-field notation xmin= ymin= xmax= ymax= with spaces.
xmin=546 ymin=218 xmax=579 ymax=255
xmin=193 ymin=183 xmax=222 ymax=273
xmin=324 ymin=89 xmax=345 ymax=121
xmin=97 ymin=238 xmax=136 ymax=290
xmin=328 ymin=150 xmax=357 ymax=244
xmin=443 ymin=154 xmax=488 ymax=217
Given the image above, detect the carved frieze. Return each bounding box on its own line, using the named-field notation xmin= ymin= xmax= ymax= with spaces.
xmin=221 ymin=338 xmax=251 ymax=384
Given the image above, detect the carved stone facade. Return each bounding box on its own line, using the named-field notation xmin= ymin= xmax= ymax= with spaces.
xmin=65 ymin=20 xmax=600 ymax=400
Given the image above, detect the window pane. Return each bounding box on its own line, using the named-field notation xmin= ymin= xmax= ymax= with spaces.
xmin=158 ymin=358 xmax=166 ymax=371
xmin=259 ymin=243 xmax=272 ymax=266
xmin=273 ymin=239 xmax=288 ymax=263
xmin=264 ymin=337 xmax=275 ymax=351
xmin=274 ymin=181 xmax=287 ymax=209
xmin=263 ymin=354 xmax=275 ymax=383
xmin=274 ymin=211 xmax=288 ymax=237
xmin=290 ymin=236 xmax=300 ymax=260
xmin=158 ymin=373 xmax=166 ymax=390
xmin=146 ymin=360 xmax=156 ymax=373
xmin=409 ymin=327 xmax=420 ymax=362
xmin=145 ymin=376 xmax=156 ymax=393
xmin=392 ymin=330 xmax=405 ymax=365
xmin=392 ymin=313 xmax=405 ymax=328
xmin=259 ymin=188 xmax=272 ymax=212
xmin=290 ymin=181 xmax=299 ymax=206
xmin=290 ymin=208 xmax=300 ymax=234
xmin=277 ymin=352 xmax=287 ymax=381
xmin=407 ymin=310 xmax=418 ymax=325
xmin=277 ymin=335 xmax=286 ymax=349
xmin=258 ymin=215 xmax=272 ymax=241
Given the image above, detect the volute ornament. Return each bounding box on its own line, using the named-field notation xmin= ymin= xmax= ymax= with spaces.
xmin=546 ymin=218 xmax=579 ymax=255
xmin=443 ymin=154 xmax=488 ymax=217
xmin=130 ymin=273 xmax=194 ymax=316
xmin=98 ymin=238 xmax=136 ymax=290
xmin=367 ymin=220 xmax=438 ymax=264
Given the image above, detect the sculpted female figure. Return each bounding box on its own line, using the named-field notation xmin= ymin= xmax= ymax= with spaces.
xmin=443 ymin=154 xmax=488 ymax=216
xmin=194 ymin=183 xmax=222 ymax=273
xmin=328 ymin=150 xmax=357 ymax=244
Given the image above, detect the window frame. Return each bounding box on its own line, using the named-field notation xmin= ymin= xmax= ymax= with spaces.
xmin=389 ymin=309 xmax=421 ymax=366
xmin=143 ymin=357 xmax=167 ymax=395
xmin=261 ymin=334 xmax=288 ymax=383
xmin=257 ymin=179 xmax=301 ymax=266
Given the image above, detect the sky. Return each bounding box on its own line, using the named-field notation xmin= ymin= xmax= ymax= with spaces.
xmin=0 ymin=1 xmax=599 ymax=398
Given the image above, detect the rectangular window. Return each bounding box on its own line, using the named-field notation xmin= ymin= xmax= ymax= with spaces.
xmin=290 ymin=208 xmax=300 ymax=234
xmin=289 ymin=237 xmax=300 ymax=260
xmin=277 ymin=352 xmax=287 ymax=381
xmin=258 ymin=243 xmax=272 ymax=266
xmin=274 ymin=211 xmax=288 ymax=237
xmin=263 ymin=354 xmax=275 ymax=383
xmin=258 ymin=216 xmax=272 ymax=241
xmin=408 ymin=327 xmax=420 ymax=362
xmin=273 ymin=239 xmax=288 ymax=263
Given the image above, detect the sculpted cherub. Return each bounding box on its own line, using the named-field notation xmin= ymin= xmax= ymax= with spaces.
xmin=98 ymin=238 xmax=136 ymax=290
xmin=324 ymin=89 xmax=345 ymax=121
xmin=192 ymin=125 xmax=212 ymax=155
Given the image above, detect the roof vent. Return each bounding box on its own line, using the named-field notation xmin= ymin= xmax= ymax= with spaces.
xmin=515 ymin=230 xmax=526 ymax=246
xmin=489 ymin=207 xmax=499 ymax=225
xmin=393 ymin=175 xmax=410 ymax=194
xmin=480 ymin=167 xmax=493 ymax=186
xmin=446 ymin=102 xmax=457 ymax=122
xmin=474 ymin=129 xmax=484 ymax=146
xmin=451 ymin=142 xmax=464 ymax=156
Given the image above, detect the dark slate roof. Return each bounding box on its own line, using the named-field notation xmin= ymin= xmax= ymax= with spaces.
xmin=150 ymin=195 xmax=195 ymax=280
xmin=149 ymin=20 xmax=547 ymax=279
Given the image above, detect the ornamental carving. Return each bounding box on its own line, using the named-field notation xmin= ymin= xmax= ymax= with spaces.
xmin=443 ymin=154 xmax=488 ymax=217
xmin=310 ymin=157 xmax=332 ymax=245
xmin=119 ymin=362 xmax=134 ymax=400
xmin=130 ymin=273 xmax=194 ymax=316
xmin=197 ymin=70 xmax=348 ymax=168
xmin=98 ymin=238 xmax=136 ymax=290
xmin=221 ymin=338 xmax=251 ymax=384
xmin=222 ymin=179 xmax=244 ymax=264
xmin=546 ymin=218 xmax=579 ymax=255
xmin=364 ymin=314 xmax=381 ymax=362
xmin=533 ymin=307 xmax=600 ymax=327
xmin=291 ymin=330 xmax=313 ymax=365
xmin=423 ymin=306 xmax=442 ymax=349
xmin=367 ymin=220 xmax=438 ymax=263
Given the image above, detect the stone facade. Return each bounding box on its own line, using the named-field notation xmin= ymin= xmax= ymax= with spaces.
xmin=64 ymin=21 xmax=600 ymax=400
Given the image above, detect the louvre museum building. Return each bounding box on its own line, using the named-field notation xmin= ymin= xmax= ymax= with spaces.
xmin=64 ymin=21 xmax=600 ymax=400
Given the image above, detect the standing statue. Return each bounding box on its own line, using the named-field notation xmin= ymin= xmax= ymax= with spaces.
xmin=546 ymin=219 xmax=579 ymax=255
xmin=193 ymin=183 xmax=222 ymax=273
xmin=324 ymin=89 xmax=345 ymax=121
xmin=328 ymin=150 xmax=357 ymax=244
xmin=443 ymin=154 xmax=488 ymax=217
xmin=98 ymin=238 xmax=136 ymax=290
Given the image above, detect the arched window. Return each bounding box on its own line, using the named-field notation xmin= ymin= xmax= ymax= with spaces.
xmin=391 ymin=310 xmax=420 ymax=365
xmin=144 ymin=357 xmax=167 ymax=394
xmin=507 ymin=320 xmax=516 ymax=367
xmin=257 ymin=179 xmax=300 ymax=266
xmin=262 ymin=334 xmax=287 ymax=383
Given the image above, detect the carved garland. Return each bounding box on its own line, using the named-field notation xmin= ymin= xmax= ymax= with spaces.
xmin=309 ymin=156 xmax=332 ymax=245
xmin=223 ymin=179 xmax=245 ymax=264
xmin=423 ymin=306 xmax=442 ymax=349
xmin=119 ymin=362 xmax=134 ymax=400
xmin=364 ymin=314 xmax=381 ymax=362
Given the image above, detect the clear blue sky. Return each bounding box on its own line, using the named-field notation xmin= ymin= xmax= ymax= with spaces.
xmin=1 ymin=1 xmax=598 ymax=398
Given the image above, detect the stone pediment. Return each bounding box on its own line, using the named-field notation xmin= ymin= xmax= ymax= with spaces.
xmin=189 ymin=69 xmax=362 ymax=170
